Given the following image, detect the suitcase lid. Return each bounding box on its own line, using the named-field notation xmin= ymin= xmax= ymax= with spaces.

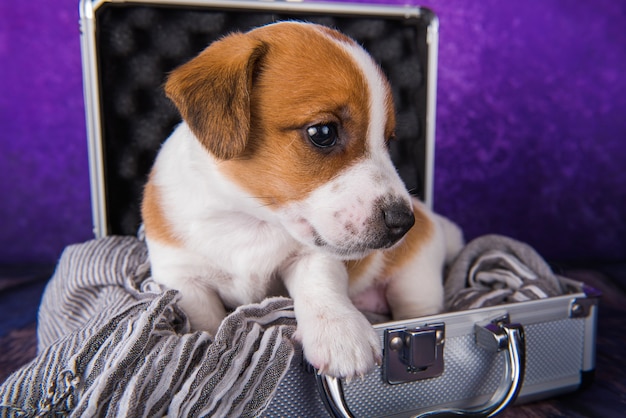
xmin=80 ymin=0 xmax=439 ymax=237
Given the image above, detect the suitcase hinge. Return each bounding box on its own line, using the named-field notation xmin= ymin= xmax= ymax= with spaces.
xmin=568 ymin=285 xmax=601 ymax=318
xmin=569 ymin=299 xmax=598 ymax=318
xmin=475 ymin=314 xmax=514 ymax=352
xmin=384 ymin=323 xmax=445 ymax=384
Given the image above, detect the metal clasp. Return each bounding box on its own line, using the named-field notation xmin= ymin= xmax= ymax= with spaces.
xmin=384 ymin=323 xmax=445 ymax=384
xmin=317 ymin=314 xmax=526 ymax=417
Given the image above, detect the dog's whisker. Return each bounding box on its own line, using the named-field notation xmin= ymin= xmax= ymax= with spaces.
xmin=285 ymin=136 xmax=300 ymax=150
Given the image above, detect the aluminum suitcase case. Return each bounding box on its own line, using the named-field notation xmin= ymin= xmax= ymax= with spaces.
xmin=79 ymin=1 xmax=599 ymax=416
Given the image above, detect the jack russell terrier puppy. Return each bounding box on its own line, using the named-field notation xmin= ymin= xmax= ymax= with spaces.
xmin=142 ymin=21 xmax=463 ymax=379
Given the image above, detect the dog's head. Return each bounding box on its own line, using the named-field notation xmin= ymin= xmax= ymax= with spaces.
xmin=165 ymin=22 xmax=415 ymax=259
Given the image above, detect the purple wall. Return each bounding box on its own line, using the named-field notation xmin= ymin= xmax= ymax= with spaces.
xmin=1 ymin=0 xmax=625 ymax=264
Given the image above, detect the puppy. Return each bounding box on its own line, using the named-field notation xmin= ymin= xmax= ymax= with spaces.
xmin=142 ymin=21 xmax=463 ymax=379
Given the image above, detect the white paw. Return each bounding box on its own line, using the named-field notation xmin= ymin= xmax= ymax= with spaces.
xmin=296 ymin=307 xmax=381 ymax=379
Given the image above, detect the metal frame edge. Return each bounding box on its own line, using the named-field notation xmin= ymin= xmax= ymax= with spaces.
xmin=80 ymin=0 xmax=109 ymax=238
xmin=422 ymin=9 xmax=438 ymax=208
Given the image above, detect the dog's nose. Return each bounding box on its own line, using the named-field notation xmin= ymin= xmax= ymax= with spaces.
xmin=382 ymin=203 xmax=415 ymax=241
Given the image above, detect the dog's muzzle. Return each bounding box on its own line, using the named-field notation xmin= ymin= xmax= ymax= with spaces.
xmin=366 ymin=198 xmax=415 ymax=250
xmin=383 ymin=202 xmax=415 ymax=242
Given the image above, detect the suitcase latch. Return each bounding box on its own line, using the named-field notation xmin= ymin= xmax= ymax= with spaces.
xmin=384 ymin=323 xmax=445 ymax=384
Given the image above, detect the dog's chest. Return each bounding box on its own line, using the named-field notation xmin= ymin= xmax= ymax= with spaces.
xmin=200 ymin=216 xmax=294 ymax=306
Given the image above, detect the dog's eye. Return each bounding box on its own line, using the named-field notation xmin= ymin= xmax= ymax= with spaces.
xmin=306 ymin=124 xmax=338 ymax=148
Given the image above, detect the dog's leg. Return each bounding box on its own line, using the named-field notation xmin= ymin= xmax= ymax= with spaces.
xmin=386 ymin=214 xmax=463 ymax=319
xmin=385 ymin=248 xmax=446 ymax=319
xmin=173 ymin=281 xmax=227 ymax=334
xmin=282 ymin=252 xmax=381 ymax=379
xmin=147 ymin=241 xmax=227 ymax=334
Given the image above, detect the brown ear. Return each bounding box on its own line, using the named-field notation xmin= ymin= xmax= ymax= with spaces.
xmin=165 ymin=33 xmax=267 ymax=160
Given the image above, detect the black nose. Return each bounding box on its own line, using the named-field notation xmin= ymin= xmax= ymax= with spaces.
xmin=383 ymin=203 xmax=415 ymax=242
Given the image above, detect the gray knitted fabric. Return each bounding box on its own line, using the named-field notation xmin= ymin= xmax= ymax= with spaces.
xmin=0 ymin=236 xmax=296 ymax=417
xmin=445 ymin=234 xmax=564 ymax=311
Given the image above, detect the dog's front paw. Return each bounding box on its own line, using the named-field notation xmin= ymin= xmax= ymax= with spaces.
xmin=296 ymin=308 xmax=381 ymax=379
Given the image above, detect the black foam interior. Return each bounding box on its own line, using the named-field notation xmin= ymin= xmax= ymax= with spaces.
xmin=95 ymin=3 xmax=432 ymax=235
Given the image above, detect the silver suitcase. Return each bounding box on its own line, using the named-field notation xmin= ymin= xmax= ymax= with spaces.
xmin=266 ymin=281 xmax=599 ymax=416
xmin=79 ymin=1 xmax=599 ymax=416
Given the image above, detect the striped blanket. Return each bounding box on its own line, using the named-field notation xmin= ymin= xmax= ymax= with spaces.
xmin=0 ymin=233 xmax=565 ymax=416
xmin=0 ymin=236 xmax=296 ymax=417
xmin=445 ymin=234 xmax=565 ymax=311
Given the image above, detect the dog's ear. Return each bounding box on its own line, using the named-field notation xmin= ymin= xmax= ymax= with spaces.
xmin=165 ymin=33 xmax=267 ymax=160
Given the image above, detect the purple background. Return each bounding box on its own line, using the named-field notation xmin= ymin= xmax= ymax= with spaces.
xmin=1 ymin=0 xmax=625 ymax=265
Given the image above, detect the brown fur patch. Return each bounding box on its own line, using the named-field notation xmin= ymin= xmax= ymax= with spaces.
xmin=164 ymin=33 xmax=267 ymax=160
xmin=384 ymin=87 xmax=396 ymax=143
xmin=346 ymin=253 xmax=378 ymax=283
xmin=142 ymin=178 xmax=181 ymax=246
xmin=321 ymin=23 xmax=396 ymax=144
xmin=199 ymin=23 xmax=393 ymax=207
xmin=381 ymin=204 xmax=434 ymax=277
